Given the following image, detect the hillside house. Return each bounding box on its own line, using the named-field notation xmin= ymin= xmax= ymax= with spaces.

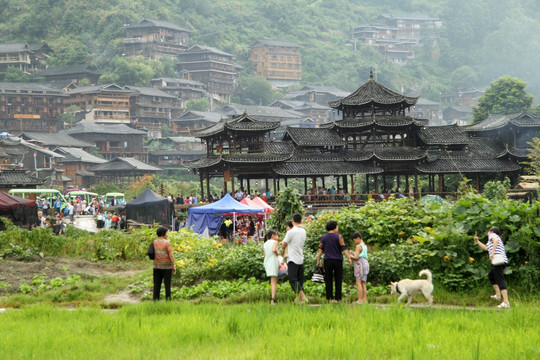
xmin=171 ymin=110 xmax=222 ymax=136
xmin=38 ymin=64 xmax=101 ymax=85
xmin=123 ymin=19 xmax=191 ymax=59
xmin=0 ymin=82 xmax=67 ymax=134
xmin=249 ymin=39 xmax=302 ymax=87
xmin=0 ymin=43 xmax=51 ymax=78
xmin=177 ymin=45 xmax=240 ymax=102
xmin=53 ymin=147 xmax=107 ymax=188
xmin=150 ymin=77 xmax=207 ymax=101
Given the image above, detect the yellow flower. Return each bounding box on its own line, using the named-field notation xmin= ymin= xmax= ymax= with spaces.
xmin=469 ymin=257 xmax=475 ymax=263
xmin=443 ymin=255 xmax=450 ymax=261
xmin=425 ymin=227 xmax=431 ymax=230
xmin=214 ymin=242 xmax=223 ymax=247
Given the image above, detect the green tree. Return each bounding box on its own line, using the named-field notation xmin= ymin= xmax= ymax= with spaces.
xmin=450 ymin=65 xmax=479 ymax=91
xmin=99 ymin=56 xmax=158 ymax=86
xmin=472 ymin=75 xmax=534 ymax=124
xmin=3 ymin=66 xmax=29 ymax=82
xmin=57 ymin=105 xmax=77 ymax=130
xmin=529 ymin=104 xmax=540 ymax=117
xmin=185 ymin=98 xmax=210 ymax=111
xmin=526 ymin=137 xmax=540 ymax=176
xmin=78 ymin=78 xmax=91 ymax=87
xmin=236 ymin=75 xmax=275 ymax=105
xmin=47 ymin=37 xmax=90 ymax=66
xmin=267 ymin=187 xmax=304 ymax=232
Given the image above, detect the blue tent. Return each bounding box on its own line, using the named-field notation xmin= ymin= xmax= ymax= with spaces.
xmin=187 ymin=194 xmax=264 ymax=235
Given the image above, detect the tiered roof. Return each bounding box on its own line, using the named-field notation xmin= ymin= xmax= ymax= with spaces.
xmin=466 ymin=112 xmax=540 ymax=132
xmin=190 ymin=112 xmax=280 ymax=138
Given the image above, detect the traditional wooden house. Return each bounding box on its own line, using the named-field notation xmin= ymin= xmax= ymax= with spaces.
xmin=89 ymin=157 xmax=162 ymax=184
xmin=0 ymin=169 xmax=43 ymax=192
xmin=0 ymin=82 xmax=67 ymax=134
xmin=62 ymin=123 xmax=148 ymax=162
xmin=249 ymin=39 xmax=302 ymax=86
xmin=0 ymin=43 xmax=51 ymax=78
xmin=187 ymin=71 xmax=526 ymax=198
xmin=38 ymin=64 xmax=101 ymax=85
xmin=177 ymin=45 xmax=240 ymax=102
xmin=21 ymin=131 xmax=95 ymax=150
xmin=269 ymin=100 xmax=332 ymax=123
xmin=150 ymin=77 xmax=207 ymax=101
xmin=53 ymin=147 xmax=107 ymax=188
xmin=64 ymin=84 xmax=133 ymax=125
xmin=125 ymin=85 xmax=183 ymax=137
xmin=123 ymin=19 xmax=191 ymax=59
xmin=171 ymin=110 xmax=222 ymax=136
xmin=285 ymin=85 xmax=349 ymax=107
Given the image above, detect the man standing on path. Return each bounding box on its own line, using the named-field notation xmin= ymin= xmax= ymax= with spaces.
xmin=281 ymin=213 xmax=308 ymax=304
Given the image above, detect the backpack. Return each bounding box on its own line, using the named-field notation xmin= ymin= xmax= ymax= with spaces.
xmin=147 ymin=241 xmax=155 ymax=260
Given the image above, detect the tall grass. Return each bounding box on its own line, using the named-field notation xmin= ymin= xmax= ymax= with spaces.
xmin=0 ymin=303 xmax=538 ymax=359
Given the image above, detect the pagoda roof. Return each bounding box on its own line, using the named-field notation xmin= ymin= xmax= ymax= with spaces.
xmin=89 ymin=157 xmax=162 ymax=172
xmin=184 ymin=156 xmax=222 ymax=169
xmin=418 ymin=125 xmax=470 ymax=145
xmin=274 ymin=158 xmax=382 ymax=176
xmin=426 ymin=137 xmax=506 ymax=161
xmin=190 ymin=112 xmax=280 ymax=138
xmin=265 ymin=141 xmax=295 ymax=154
xmin=335 ymin=116 xmax=428 ymax=129
xmin=328 ymin=71 xmax=418 ymax=109
xmin=507 ymin=147 xmax=531 ymax=158
xmin=416 ymin=158 xmax=520 ymax=174
xmin=466 ymin=112 xmax=540 ymax=132
xmin=283 ymin=127 xmax=346 ymax=147
xmin=222 ymin=152 xmax=293 ymax=163
xmin=374 ymin=147 xmax=426 ymax=161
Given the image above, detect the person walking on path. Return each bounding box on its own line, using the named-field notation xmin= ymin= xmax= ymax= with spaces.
xmin=263 ymin=230 xmax=281 ymax=304
xmin=281 ymin=213 xmax=308 ymax=304
xmin=349 ymin=232 xmax=369 ymax=304
xmin=474 ymin=227 xmax=510 ymax=308
xmin=316 ymin=220 xmax=351 ymax=303
xmin=152 ymin=226 xmax=176 ymax=301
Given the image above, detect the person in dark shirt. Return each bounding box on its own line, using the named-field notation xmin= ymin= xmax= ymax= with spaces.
xmin=53 ymin=215 xmax=64 ymax=235
xmin=316 ymin=220 xmax=351 ymax=303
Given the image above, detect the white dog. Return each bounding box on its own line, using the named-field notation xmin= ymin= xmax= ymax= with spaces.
xmin=390 ymin=269 xmax=433 ymax=306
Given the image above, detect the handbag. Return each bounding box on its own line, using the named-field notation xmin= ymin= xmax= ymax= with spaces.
xmin=311 ymin=265 xmax=325 ymax=283
xmin=491 ymin=254 xmax=505 ymax=266
xmin=278 ymin=257 xmax=288 ymax=278
xmin=147 ymin=241 xmax=155 ymax=260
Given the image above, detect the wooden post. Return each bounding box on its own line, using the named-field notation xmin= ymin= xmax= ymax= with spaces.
xmin=366 ymin=174 xmax=369 ymax=193
xmin=284 ymin=178 xmax=288 ymax=187
xmin=206 ymin=172 xmax=211 ymax=200
xmin=476 ymin=174 xmax=480 ymax=191
xmin=304 ymin=177 xmax=308 ymax=195
xmin=350 ymin=175 xmax=355 ymax=197
xmin=438 ymin=174 xmax=442 ymax=194
xmin=199 ymin=172 xmax=204 ymax=199
xmin=414 ymin=172 xmax=419 ymax=197
xmin=247 ymin=177 xmax=251 ymax=195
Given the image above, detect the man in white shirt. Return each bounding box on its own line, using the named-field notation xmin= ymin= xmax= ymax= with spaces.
xmin=282 ymin=213 xmax=308 ymax=304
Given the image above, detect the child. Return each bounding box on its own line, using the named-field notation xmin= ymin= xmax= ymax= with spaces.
xmin=349 ymin=232 xmax=369 ymax=304
xmin=263 ymin=230 xmax=281 ymax=304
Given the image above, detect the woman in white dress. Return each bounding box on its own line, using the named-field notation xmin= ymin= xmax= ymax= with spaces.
xmin=263 ymin=230 xmax=281 ymax=304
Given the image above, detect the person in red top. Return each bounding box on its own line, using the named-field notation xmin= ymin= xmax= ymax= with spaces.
xmin=152 ymin=226 xmax=176 ymax=300
xmin=111 ymin=213 xmax=120 ymax=230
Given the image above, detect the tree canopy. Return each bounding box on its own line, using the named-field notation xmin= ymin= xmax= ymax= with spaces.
xmin=472 ymin=75 xmax=534 ymax=124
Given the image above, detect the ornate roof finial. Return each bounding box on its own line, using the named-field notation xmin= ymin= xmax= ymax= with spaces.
xmin=370 ymin=67 xmax=374 ymax=80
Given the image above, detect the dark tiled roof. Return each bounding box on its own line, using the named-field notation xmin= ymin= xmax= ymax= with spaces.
xmin=251 ymin=39 xmax=301 ymax=48
xmin=22 ymin=132 xmax=94 ymax=148
xmin=0 ymin=43 xmax=49 ymax=52
xmin=175 ymin=111 xmax=222 ymax=123
xmin=190 ymin=113 xmax=280 ymax=138
xmin=184 ymin=45 xmax=234 ymax=58
xmin=374 ymin=147 xmax=426 ymax=161
xmin=418 ymin=125 xmax=470 ymax=145
xmin=66 ymin=84 xmax=132 ymax=95
xmin=335 ymin=116 xmax=427 ymax=128
xmin=149 ymin=150 xmax=186 ymax=156
xmin=89 ymin=158 xmax=162 ymax=172
xmin=0 ymin=169 xmax=43 ymax=186
xmin=466 ymin=112 xmax=540 ymax=132
xmin=39 ymin=64 xmax=100 ymax=77
xmin=329 ymin=73 xmax=418 ymax=108
xmin=426 ymin=137 xmax=506 ymax=161
xmin=55 ymin=147 xmax=107 ymax=164
xmin=273 ymin=161 xmax=382 ymax=176
xmin=127 ymin=18 xmax=191 ymax=33
xmin=507 ymin=148 xmax=531 ymax=158
xmin=265 ymin=141 xmax=295 ymax=154
xmin=223 ymin=152 xmax=293 ymax=163
xmin=344 ymin=149 xmax=375 ymax=161
xmin=124 ymin=85 xmax=178 ymax=99
xmin=0 ymin=82 xmax=67 ymax=94
xmin=184 ymin=156 xmax=222 ymax=169
xmin=416 ymin=159 xmax=520 ymax=174
xmin=63 ymin=123 xmax=147 ymax=135
xmin=284 ymin=127 xmax=346 ymax=147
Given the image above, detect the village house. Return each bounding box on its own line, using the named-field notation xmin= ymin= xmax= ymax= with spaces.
xmin=150 ymin=77 xmax=207 ymax=102
xmin=89 ymin=157 xmax=162 ymax=185
xmin=53 ymin=147 xmax=107 ymax=188
xmin=441 ymin=89 xmax=485 ymax=107
xmin=0 ymin=135 xmax=65 ymax=188
xmin=177 ymin=45 xmax=240 ymax=103
xmin=0 ymin=168 xmax=43 ymax=192
xmin=0 ymin=82 xmax=67 ymax=135
xmin=442 ymin=105 xmax=473 ymax=125
xmin=171 ymin=110 xmax=222 ymax=136
xmin=285 ymin=85 xmax=349 ymax=107
xmin=38 ymin=64 xmax=101 ymax=86
xmin=61 ymin=123 xmax=148 ymax=162
xmin=21 ymin=131 xmax=95 ymax=151
xmin=63 ymin=84 xmax=133 ymax=125
xmin=147 ymin=136 xmax=205 ymax=168
xmin=249 ymin=39 xmax=302 ymax=87
xmin=0 ymin=43 xmax=52 ymax=78
xmin=124 ymin=85 xmax=183 ymax=138
xmin=408 ymin=98 xmax=441 ymax=125
xmin=269 ymin=100 xmax=332 ymax=123
xmin=123 ymin=18 xmax=191 ymax=59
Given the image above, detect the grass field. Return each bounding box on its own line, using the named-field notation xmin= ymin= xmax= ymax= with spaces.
xmin=1 ymin=302 xmax=538 ymax=359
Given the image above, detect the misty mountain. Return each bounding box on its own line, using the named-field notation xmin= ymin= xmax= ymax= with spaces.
xmin=1 ymin=0 xmax=539 ymax=101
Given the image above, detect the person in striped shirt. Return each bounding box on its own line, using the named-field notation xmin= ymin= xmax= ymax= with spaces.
xmin=474 ymin=227 xmax=510 ymax=309
xmin=152 ymin=226 xmax=176 ymax=301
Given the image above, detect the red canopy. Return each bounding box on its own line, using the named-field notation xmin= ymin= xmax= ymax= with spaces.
xmin=251 ymin=197 xmax=274 ymax=213
xmin=0 ymin=191 xmax=38 ymax=227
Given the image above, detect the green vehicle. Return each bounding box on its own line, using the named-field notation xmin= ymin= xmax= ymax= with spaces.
xmin=67 ymin=190 xmax=99 ymax=204
xmin=104 ymin=192 xmax=125 ymax=206
xmin=8 ymin=189 xmax=68 ymax=212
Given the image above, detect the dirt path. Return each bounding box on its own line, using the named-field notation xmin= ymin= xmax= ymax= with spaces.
xmin=0 ymin=257 xmax=146 ymax=295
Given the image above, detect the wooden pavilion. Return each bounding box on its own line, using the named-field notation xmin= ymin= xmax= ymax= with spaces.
xmin=187 ymin=71 xmax=533 ymax=200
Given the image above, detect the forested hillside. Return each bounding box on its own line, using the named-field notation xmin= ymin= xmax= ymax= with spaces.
xmin=1 ymin=0 xmax=540 ymax=101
